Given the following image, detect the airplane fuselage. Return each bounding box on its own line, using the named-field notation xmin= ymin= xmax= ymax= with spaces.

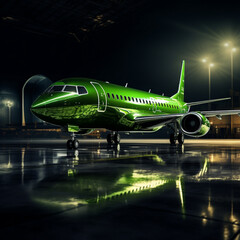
xmin=31 ymin=78 xmax=189 ymax=133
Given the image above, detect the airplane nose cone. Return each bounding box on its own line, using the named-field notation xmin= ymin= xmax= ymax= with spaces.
xmin=30 ymin=96 xmax=47 ymax=120
xmin=30 ymin=103 xmax=39 ymax=115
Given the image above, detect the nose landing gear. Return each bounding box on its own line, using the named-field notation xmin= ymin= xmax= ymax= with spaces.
xmin=67 ymin=133 xmax=79 ymax=149
xmin=107 ymin=132 xmax=120 ymax=145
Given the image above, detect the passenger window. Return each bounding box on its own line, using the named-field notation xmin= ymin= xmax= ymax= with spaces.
xmin=107 ymin=93 xmax=110 ymax=98
xmin=49 ymin=85 xmax=64 ymax=92
xmin=128 ymin=97 xmax=131 ymax=101
xmin=63 ymin=86 xmax=77 ymax=93
xmin=135 ymin=98 xmax=138 ymax=102
xmin=120 ymin=95 xmax=123 ymax=100
xmin=124 ymin=96 xmax=127 ymax=101
xmin=139 ymin=99 xmax=142 ymax=103
xmin=77 ymin=86 xmax=87 ymax=95
xmin=116 ymin=95 xmax=119 ymax=100
xmin=112 ymin=94 xmax=115 ymax=99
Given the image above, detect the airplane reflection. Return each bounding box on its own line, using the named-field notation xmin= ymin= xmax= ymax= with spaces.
xmin=30 ymin=144 xmax=208 ymax=218
xmin=2 ymin=143 xmax=240 ymax=239
xmin=0 ymin=144 xmax=240 ymax=236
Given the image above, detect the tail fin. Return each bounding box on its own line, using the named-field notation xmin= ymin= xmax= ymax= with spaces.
xmin=171 ymin=60 xmax=185 ymax=102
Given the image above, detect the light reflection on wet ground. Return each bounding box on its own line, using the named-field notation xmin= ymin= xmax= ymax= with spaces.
xmin=1 ymin=140 xmax=240 ymax=239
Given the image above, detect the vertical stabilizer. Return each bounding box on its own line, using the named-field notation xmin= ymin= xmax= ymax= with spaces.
xmin=171 ymin=60 xmax=185 ymax=102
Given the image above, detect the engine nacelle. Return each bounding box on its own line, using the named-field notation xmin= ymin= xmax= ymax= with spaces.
xmin=180 ymin=112 xmax=210 ymax=137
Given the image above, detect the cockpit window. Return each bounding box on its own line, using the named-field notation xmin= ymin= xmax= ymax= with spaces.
xmin=63 ymin=85 xmax=77 ymax=93
xmin=49 ymin=85 xmax=64 ymax=92
xmin=77 ymin=86 xmax=88 ymax=95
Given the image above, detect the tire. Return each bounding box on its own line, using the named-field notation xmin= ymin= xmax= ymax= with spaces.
xmin=178 ymin=133 xmax=184 ymax=145
xmin=170 ymin=133 xmax=176 ymax=145
xmin=67 ymin=140 xmax=73 ymax=149
xmin=107 ymin=133 xmax=113 ymax=144
xmin=113 ymin=133 xmax=120 ymax=144
xmin=72 ymin=139 xmax=79 ymax=149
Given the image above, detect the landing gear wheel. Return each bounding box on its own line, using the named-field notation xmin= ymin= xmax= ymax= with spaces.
xmin=107 ymin=132 xmax=120 ymax=145
xmin=72 ymin=139 xmax=79 ymax=149
xmin=178 ymin=133 xmax=184 ymax=145
xmin=67 ymin=140 xmax=73 ymax=149
xmin=113 ymin=133 xmax=120 ymax=144
xmin=107 ymin=133 xmax=113 ymax=144
xmin=67 ymin=132 xmax=79 ymax=149
xmin=170 ymin=133 xmax=176 ymax=145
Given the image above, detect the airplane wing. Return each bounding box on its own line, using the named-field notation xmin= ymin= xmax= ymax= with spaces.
xmin=135 ymin=113 xmax=184 ymax=123
xmin=133 ymin=113 xmax=184 ymax=130
xmin=200 ymin=109 xmax=240 ymax=118
xmin=134 ymin=110 xmax=240 ymax=128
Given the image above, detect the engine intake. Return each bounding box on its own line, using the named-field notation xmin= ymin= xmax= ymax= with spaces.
xmin=180 ymin=112 xmax=210 ymax=137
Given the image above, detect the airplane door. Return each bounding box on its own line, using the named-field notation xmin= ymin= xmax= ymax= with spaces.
xmin=90 ymin=82 xmax=107 ymax=112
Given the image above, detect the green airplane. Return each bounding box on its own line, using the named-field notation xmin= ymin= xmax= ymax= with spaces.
xmin=31 ymin=60 xmax=240 ymax=149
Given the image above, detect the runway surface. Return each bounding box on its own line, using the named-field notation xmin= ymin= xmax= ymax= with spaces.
xmin=1 ymin=139 xmax=240 ymax=240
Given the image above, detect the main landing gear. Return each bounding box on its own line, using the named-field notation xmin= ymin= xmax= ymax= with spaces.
xmin=107 ymin=132 xmax=120 ymax=145
xmin=67 ymin=133 xmax=79 ymax=149
xmin=169 ymin=122 xmax=184 ymax=145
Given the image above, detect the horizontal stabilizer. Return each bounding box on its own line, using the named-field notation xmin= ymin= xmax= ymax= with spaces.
xmin=185 ymin=97 xmax=230 ymax=107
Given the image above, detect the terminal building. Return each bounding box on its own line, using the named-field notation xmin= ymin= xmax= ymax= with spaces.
xmin=209 ymin=91 xmax=240 ymax=138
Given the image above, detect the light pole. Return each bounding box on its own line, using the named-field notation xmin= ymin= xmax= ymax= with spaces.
xmin=224 ymin=42 xmax=237 ymax=108
xmin=231 ymin=48 xmax=236 ymax=108
xmin=208 ymin=63 xmax=214 ymax=101
xmin=202 ymin=59 xmax=214 ymax=109
xmin=22 ymin=75 xmax=50 ymax=127
xmin=22 ymin=77 xmax=32 ymax=127
xmin=4 ymin=100 xmax=14 ymax=125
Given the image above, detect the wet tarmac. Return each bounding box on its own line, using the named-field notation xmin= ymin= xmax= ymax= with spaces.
xmin=1 ymin=139 xmax=240 ymax=240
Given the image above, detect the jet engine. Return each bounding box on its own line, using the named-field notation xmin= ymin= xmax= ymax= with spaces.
xmin=180 ymin=112 xmax=210 ymax=137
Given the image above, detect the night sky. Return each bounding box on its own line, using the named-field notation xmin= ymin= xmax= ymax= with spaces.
xmin=1 ymin=1 xmax=240 ymax=125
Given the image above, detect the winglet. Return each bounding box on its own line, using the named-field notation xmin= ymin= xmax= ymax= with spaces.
xmin=171 ymin=60 xmax=185 ymax=102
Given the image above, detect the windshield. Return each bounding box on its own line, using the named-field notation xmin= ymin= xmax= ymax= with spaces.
xmin=46 ymin=85 xmax=87 ymax=94
xmin=49 ymin=85 xmax=64 ymax=92
xmin=78 ymin=86 xmax=87 ymax=94
xmin=63 ymin=86 xmax=77 ymax=93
